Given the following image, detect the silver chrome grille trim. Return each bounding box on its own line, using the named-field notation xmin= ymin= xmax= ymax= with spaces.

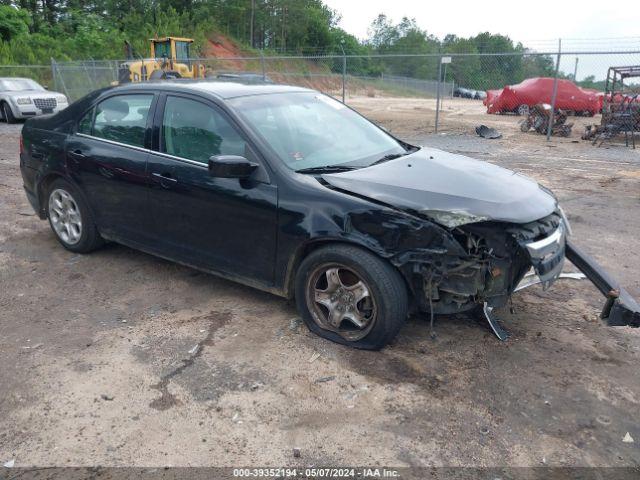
xmin=33 ymin=98 xmax=57 ymax=110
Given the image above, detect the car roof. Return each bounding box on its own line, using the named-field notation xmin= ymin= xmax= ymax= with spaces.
xmin=109 ymin=79 xmax=313 ymax=100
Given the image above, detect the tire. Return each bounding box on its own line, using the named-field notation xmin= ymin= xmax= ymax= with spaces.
xmin=295 ymin=244 xmax=409 ymax=350
xmin=46 ymin=178 xmax=103 ymax=253
xmin=1 ymin=102 xmax=17 ymax=124
xmin=517 ymin=104 xmax=530 ymax=116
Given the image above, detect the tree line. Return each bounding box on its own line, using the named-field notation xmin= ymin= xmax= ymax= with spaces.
xmin=0 ymin=1 xmax=581 ymax=90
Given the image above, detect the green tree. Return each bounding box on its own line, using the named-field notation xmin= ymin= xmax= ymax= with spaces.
xmin=0 ymin=5 xmax=30 ymax=41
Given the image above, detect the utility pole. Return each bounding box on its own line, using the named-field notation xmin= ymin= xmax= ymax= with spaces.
xmin=573 ymin=57 xmax=579 ymax=81
xmin=546 ymin=39 xmax=562 ymax=142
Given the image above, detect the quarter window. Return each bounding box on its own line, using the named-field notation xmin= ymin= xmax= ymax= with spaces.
xmin=92 ymin=95 xmax=153 ymax=148
xmin=77 ymin=107 xmax=94 ymax=135
xmin=162 ymin=96 xmax=246 ymax=164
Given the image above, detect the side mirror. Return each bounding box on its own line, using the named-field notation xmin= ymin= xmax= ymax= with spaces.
xmin=208 ymin=155 xmax=258 ymax=179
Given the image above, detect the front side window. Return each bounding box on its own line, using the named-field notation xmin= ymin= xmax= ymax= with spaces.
xmin=229 ymin=92 xmax=406 ymax=170
xmin=162 ymin=96 xmax=246 ymax=164
xmin=92 ymin=95 xmax=153 ymax=148
xmin=175 ymin=41 xmax=190 ymax=61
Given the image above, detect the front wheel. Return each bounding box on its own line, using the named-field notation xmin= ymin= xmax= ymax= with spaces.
xmin=517 ymin=104 xmax=530 ymax=116
xmin=295 ymin=244 xmax=409 ymax=350
xmin=1 ymin=102 xmax=17 ymax=124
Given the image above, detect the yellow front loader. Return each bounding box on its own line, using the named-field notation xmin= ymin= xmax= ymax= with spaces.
xmin=118 ymin=37 xmax=205 ymax=83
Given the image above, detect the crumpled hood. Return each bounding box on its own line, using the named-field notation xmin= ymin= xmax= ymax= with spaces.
xmin=322 ymin=146 xmax=557 ymax=227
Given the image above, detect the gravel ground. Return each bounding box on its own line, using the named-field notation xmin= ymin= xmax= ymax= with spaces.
xmin=1 ymin=98 xmax=639 ymax=470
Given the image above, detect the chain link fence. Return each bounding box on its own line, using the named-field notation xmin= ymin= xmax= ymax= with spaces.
xmin=0 ymin=64 xmax=53 ymax=88
xmin=2 ymin=48 xmax=639 ymax=140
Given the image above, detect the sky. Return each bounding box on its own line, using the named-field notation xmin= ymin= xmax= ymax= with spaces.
xmin=323 ymin=0 xmax=640 ymax=80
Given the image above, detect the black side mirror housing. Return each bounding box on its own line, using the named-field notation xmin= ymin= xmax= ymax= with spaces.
xmin=208 ymin=155 xmax=258 ymax=179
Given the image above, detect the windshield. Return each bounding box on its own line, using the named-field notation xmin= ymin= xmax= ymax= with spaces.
xmin=0 ymin=79 xmax=44 ymax=91
xmin=229 ymin=92 xmax=406 ymax=170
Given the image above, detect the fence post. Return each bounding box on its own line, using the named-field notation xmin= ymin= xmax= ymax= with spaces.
xmin=51 ymin=57 xmax=69 ymax=99
xmin=82 ymin=60 xmax=95 ymax=91
xmin=546 ymin=38 xmax=562 ymax=141
xmin=260 ymin=50 xmax=266 ymax=81
xmin=50 ymin=58 xmax=57 ymax=92
xmin=435 ymin=56 xmax=443 ymax=133
xmin=342 ymin=51 xmax=346 ymax=104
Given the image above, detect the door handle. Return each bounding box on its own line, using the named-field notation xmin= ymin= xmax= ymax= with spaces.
xmin=69 ymin=149 xmax=86 ymax=159
xmin=152 ymin=172 xmax=178 ymax=187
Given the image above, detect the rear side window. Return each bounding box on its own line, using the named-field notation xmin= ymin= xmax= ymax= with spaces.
xmin=91 ymin=95 xmax=153 ymax=148
xmin=162 ymin=96 xmax=246 ymax=164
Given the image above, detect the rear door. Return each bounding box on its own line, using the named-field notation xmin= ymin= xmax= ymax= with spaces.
xmin=66 ymin=93 xmax=156 ymax=244
xmin=146 ymin=93 xmax=278 ymax=286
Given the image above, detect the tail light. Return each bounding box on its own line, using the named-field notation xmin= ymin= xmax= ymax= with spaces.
xmin=19 ymin=134 xmax=25 ymax=155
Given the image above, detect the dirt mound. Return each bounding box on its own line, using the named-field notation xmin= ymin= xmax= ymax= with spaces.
xmin=203 ymin=33 xmax=244 ymax=58
xmin=202 ymin=33 xmax=248 ymax=70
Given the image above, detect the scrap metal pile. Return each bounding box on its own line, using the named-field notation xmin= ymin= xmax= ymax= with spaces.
xmin=520 ymin=103 xmax=573 ymax=137
xmin=582 ymin=66 xmax=640 ymax=148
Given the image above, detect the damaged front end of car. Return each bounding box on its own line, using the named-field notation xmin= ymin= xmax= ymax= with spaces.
xmin=363 ymin=209 xmax=640 ymax=340
xmin=321 ymin=147 xmax=639 ymax=339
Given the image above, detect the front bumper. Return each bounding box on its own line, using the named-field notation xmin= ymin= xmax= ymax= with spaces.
xmin=13 ymin=104 xmax=67 ymax=119
xmin=519 ymin=225 xmax=639 ymax=328
xmin=565 ymin=240 xmax=640 ymax=327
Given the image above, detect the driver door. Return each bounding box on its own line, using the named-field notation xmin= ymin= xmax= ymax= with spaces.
xmin=146 ymin=94 xmax=278 ymax=286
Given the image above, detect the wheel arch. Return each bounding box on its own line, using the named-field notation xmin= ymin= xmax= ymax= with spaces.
xmin=282 ymin=237 xmax=411 ymax=301
xmin=37 ymin=172 xmax=96 ymax=221
xmin=0 ymin=99 xmax=17 ymax=120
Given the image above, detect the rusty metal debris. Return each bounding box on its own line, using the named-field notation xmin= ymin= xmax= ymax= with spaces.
xmin=583 ymin=66 xmax=640 ymax=148
xmin=583 ymin=97 xmax=639 ymax=148
xmin=520 ymin=103 xmax=573 ymax=137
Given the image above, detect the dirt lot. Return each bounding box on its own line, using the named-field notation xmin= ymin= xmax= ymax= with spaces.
xmin=1 ymin=97 xmax=640 ymax=471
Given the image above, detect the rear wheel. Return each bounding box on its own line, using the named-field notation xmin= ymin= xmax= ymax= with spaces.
xmin=295 ymin=244 xmax=408 ymax=350
xmin=1 ymin=102 xmax=17 ymax=124
xmin=517 ymin=104 xmax=530 ymax=116
xmin=46 ymin=179 xmax=103 ymax=253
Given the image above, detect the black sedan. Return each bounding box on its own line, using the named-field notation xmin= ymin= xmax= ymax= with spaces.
xmin=19 ymin=81 xmax=640 ymax=349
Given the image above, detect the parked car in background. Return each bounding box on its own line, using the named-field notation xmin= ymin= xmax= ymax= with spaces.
xmin=484 ymin=77 xmax=600 ymax=116
xmin=454 ymin=87 xmax=475 ymax=99
xmin=214 ymin=72 xmax=274 ymax=84
xmin=19 ymin=80 xmax=639 ymax=349
xmin=454 ymin=87 xmax=486 ymax=100
xmin=0 ymin=78 xmax=68 ymax=123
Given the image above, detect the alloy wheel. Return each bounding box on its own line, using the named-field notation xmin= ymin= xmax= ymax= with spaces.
xmin=48 ymin=188 xmax=83 ymax=245
xmin=305 ymin=263 xmax=377 ymax=341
